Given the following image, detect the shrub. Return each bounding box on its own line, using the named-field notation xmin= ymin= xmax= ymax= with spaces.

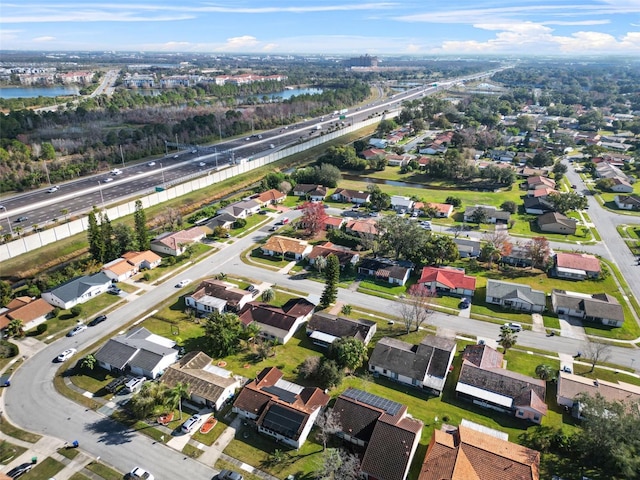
xmin=143 ymin=272 xmax=151 ymax=281
xmin=0 ymin=340 xmax=19 ymax=358
xmin=51 ymin=307 xmax=60 ymax=318
xmin=36 ymin=323 xmax=48 ymax=335
xmin=70 ymin=305 xmax=82 ymax=317
xmin=233 ymin=218 xmax=247 ymax=228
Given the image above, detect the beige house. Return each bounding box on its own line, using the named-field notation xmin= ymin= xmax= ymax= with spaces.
xmin=261 ymin=235 xmax=311 ymax=260
xmin=150 ymin=227 xmax=206 ymax=256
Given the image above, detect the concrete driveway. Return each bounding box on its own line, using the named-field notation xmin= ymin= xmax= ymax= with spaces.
xmin=558 ymin=314 xmax=588 ymax=342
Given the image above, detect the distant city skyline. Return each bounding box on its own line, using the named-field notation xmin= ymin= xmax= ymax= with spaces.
xmin=1 ymin=1 xmax=639 ymax=56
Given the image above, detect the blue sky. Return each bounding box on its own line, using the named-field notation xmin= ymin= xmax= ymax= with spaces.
xmin=1 ymin=1 xmax=639 ymax=55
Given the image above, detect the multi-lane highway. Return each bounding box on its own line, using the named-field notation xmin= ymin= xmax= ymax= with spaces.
xmin=0 ymin=68 xmax=503 ymax=235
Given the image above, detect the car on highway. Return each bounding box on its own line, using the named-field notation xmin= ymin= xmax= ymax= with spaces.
xmin=269 ymin=226 xmax=278 ymax=231
xmin=56 ymin=348 xmax=77 ymax=362
xmin=88 ymin=314 xmax=107 ymax=327
xmin=218 ymin=469 xmax=243 ymax=480
xmin=15 ymin=216 xmax=28 ymax=223
xmin=175 ymin=279 xmax=191 ymax=288
xmin=173 ymin=154 xmax=179 ymax=159
xmin=199 ymin=162 xmax=206 ymax=167
xmin=111 ymin=168 xmax=122 ymax=175
xmin=181 ymin=414 xmax=203 ymax=433
xmin=67 ymin=323 xmax=87 ymax=337
xmin=148 ymin=162 xmax=156 ymax=166
xmin=47 ymin=186 xmax=59 ymax=193
xmin=103 ymin=177 xmax=113 ymax=183
xmin=7 ymin=462 xmax=33 ymax=478
xmin=128 ymin=466 xmax=154 ymax=480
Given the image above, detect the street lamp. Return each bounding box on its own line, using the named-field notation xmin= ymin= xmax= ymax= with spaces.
xmin=97 ymin=181 xmax=105 ymax=210
xmin=0 ymin=206 xmax=13 ymax=236
xmin=159 ymin=162 xmax=166 ymax=188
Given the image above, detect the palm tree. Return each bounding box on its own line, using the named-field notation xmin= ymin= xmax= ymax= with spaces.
xmin=498 ymin=325 xmax=517 ymax=355
xmin=80 ymin=354 xmax=96 ymax=371
xmin=243 ymin=322 xmax=262 ymax=349
xmin=261 ymin=288 xmax=275 ymax=303
xmin=165 ymin=382 xmax=190 ymax=420
xmin=314 ymin=255 xmax=327 ymax=273
xmin=535 ymin=364 xmax=554 ymax=381
xmin=6 ymin=318 xmax=24 ymax=338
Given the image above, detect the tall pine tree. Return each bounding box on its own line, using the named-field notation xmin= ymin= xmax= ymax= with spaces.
xmin=87 ymin=209 xmax=105 ymax=262
xmin=320 ymin=254 xmax=339 ymax=308
xmin=134 ymin=200 xmax=149 ymax=250
xmin=101 ymin=212 xmax=118 ymax=262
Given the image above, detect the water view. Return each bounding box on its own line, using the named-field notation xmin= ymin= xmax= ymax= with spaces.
xmin=0 ymin=86 xmax=80 ymax=99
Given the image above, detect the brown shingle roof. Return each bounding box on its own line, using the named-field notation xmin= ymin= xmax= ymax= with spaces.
xmin=0 ymin=297 xmax=54 ymax=329
xmin=237 ymin=298 xmax=315 ymax=331
xmin=262 ymin=235 xmax=309 ymax=255
xmin=256 ymin=189 xmax=285 ymax=203
xmin=555 ymin=252 xmax=601 ymax=273
xmin=189 ymin=279 xmax=251 ymax=309
xmin=419 ymin=426 xmax=540 ymax=480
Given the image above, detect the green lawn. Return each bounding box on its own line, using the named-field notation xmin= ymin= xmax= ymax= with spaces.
xmin=84 ymin=461 xmax=123 ymax=480
xmin=0 ymin=440 xmax=27 ymax=464
xmin=21 ymin=457 xmax=65 ymax=480
xmin=232 ymin=214 xmax=271 ymax=238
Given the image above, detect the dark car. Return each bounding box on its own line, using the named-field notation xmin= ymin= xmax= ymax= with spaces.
xmin=88 ymin=315 xmax=107 ymax=327
xmin=218 ymin=470 xmax=243 ymax=480
xmin=15 ymin=216 xmax=28 ymax=223
xmin=7 ymin=463 xmax=33 ymax=478
xmin=245 ymin=285 xmax=256 ymax=292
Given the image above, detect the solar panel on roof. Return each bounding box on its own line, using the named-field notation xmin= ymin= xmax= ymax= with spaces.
xmin=263 ymin=385 xmax=298 ymax=404
xmin=261 ymin=404 xmax=305 ymax=438
xmin=342 ymin=388 xmax=402 ymax=415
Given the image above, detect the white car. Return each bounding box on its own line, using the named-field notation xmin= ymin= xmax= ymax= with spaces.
xmin=181 ymin=414 xmax=203 ymax=433
xmin=111 ymin=169 xmax=122 ymax=175
xmin=103 ymin=177 xmax=113 ymax=183
xmin=56 ymin=348 xmax=77 ymax=362
xmin=199 ymin=162 xmax=206 ymax=167
xmin=47 ymin=186 xmax=59 ymax=193
xmin=175 ymin=279 xmax=191 ymax=288
xmin=148 ymin=161 xmax=156 ymax=167
xmin=129 ymin=466 xmax=154 ymax=480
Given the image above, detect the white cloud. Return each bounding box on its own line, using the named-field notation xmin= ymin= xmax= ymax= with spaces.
xmin=215 ymin=35 xmax=261 ymax=52
xmin=32 ymin=36 xmax=55 ymax=42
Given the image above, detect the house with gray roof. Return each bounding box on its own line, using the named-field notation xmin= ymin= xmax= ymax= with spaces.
xmin=306 ymin=312 xmax=377 ymax=348
xmin=369 ymin=335 xmax=457 ymax=395
xmin=42 ymin=272 xmax=112 ymax=310
xmin=94 ymin=327 xmax=178 ymax=379
xmin=217 ymin=199 xmax=261 ymax=219
xmin=160 ymin=351 xmax=241 ymax=411
xmin=486 ymin=280 xmax=546 ymax=313
xmin=453 ymin=237 xmax=480 ymax=258
xmin=463 ymin=205 xmax=511 ymax=224
xmin=202 ymin=212 xmax=237 ymax=231
xmin=551 ymin=289 xmax=625 ymax=327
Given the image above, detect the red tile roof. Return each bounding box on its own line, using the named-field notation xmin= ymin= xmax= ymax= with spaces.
xmin=555 ymin=252 xmax=601 ymax=273
xmin=418 ymin=267 xmax=476 ymax=291
xmin=256 ymin=189 xmax=286 ymax=203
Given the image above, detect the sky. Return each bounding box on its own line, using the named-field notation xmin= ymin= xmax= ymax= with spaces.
xmin=1 ymin=0 xmax=640 ymax=56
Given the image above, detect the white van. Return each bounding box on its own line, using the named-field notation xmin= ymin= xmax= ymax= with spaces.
xmin=504 ymin=322 xmax=522 ymax=332
xmin=124 ymin=377 xmax=146 ymax=393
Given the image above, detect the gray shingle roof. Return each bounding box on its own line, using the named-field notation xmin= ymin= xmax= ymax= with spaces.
xmin=46 ymin=272 xmax=111 ymax=303
xmin=307 ymin=312 xmax=376 ymax=344
xmin=486 ymin=280 xmax=546 ymax=308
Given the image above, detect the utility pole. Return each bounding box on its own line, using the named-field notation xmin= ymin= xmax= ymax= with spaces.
xmin=214 ymin=148 xmax=218 ymax=168
xmin=119 ymin=145 xmax=125 ymax=168
xmin=175 ymin=134 xmax=179 ymax=152
xmin=218 ymin=123 xmax=222 ymax=141
xmin=0 ymin=206 xmax=13 ymax=236
xmin=164 ymin=141 xmax=168 ymax=156
xmin=98 ymin=181 xmax=105 ymax=210
xmin=42 ymin=159 xmax=51 ymax=185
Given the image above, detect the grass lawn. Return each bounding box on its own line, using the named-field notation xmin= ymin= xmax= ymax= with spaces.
xmin=0 ymin=440 xmax=27 ymax=464
xmin=21 ymin=457 xmax=65 ymax=480
xmin=84 ymin=461 xmax=123 ymax=480
xmin=0 ymin=417 xmax=41 ymax=443
xmin=232 ymin=214 xmax=271 ymax=238
xmin=247 ymin=248 xmax=292 ymax=270
xmin=69 ymin=474 xmax=92 ymax=480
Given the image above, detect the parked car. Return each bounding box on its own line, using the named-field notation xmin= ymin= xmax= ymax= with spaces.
xmin=129 ymin=466 xmax=154 ymax=480
xmin=218 ymin=469 xmax=243 ymax=480
xmin=460 ymin=297 xmax=471 ymax=309
xmin=105 ymin=376 xmax=127 ymax=393
xmin=504 ymin=322 xmax=523 ymax=332
xmin=56 ymin=348 xmax=77 ymax=362
xmin=561 ymin=366 xmax=573 ymax=374
xmin=124 ymin=377 xmax=146 ymax=394
xmin=107 ymin=286 xmax=122 ymax=295
xmin=175 ymin=279 xmax=191 ymax=288
xmin=7 ymin=462 xmax=33 ymax=478
xmin=245 ymin=285 xmax=256 ymax=292
xmin=88 ymin=315 xmax=107 ymax=327
xmin=269 ymin=226 xmax=278 ymax=231
xmin=181 ymin=414 xmax=203 ymax=433
xmin=67 ymin=323 xmax=87 ymax=337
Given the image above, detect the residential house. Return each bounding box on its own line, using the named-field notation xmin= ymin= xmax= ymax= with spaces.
xmin=361 ymin=148 xmax=387 ymax=161
xmin=501 ymin=244 xmax=544 ymax=268
xmin=523 ymin=196 xmax=555 ymax=215
xmin=526 ymin=187 xmax=556 ymax=199
xmin=485 ymin=279 xmax=546 ymax=313
xmin=94 ymin=327 xmax=178 ymax=379
xmin=232 ymin=367 xmax=329 ymax=448
xmin=321 ymin=216 xmax=345 ymax=230
xmin=42 ymin=272 xmax=112 ymax=309
xmin=150 ymin=227 xmax=206 ymax=256
xmin=292 ymin=184 xmax=328 ymax=202
xmin=385 ymin=153 xmax=412 ymax=167
xmin=368 ymin=138 xmax=388 ymax=149
xmin=489 ymin=149 xmax=517 ymax=162
xmin=238 ymin=298 xmax=316 ymax=344
xmin=610 ymin=177 xmax=634 ymax=193
xmin=369 ymin=335 xmax=457 ymax=395
xmin=358 ymin=258 xmax=413 ymax=286
xmin=463 ymin=205 xmax=511 ymax=224
xmin=261 ymin=235 xmax=311 ymax=260
xmin=252 ymin=189 xmax=286 ymax=207
xmin=556 ymin=371 xmax=640 ymax=416
xmin=185 ymin=279 xmax=254 ymax=315
xmin=418 ymin=266 xmax=476 ymax=298
xmin=121 ymin=250 xmax=162 ymax=271
xmin=332 ymin=188 xmax=371 ymax=204
xmin=537 ymin=212 xmax=577 ymax=235
xmin=203 ymin=212 xmax=237 ymax=231
xmin=332 ymin=388 xmax=423 ymax=480
xmin=345 ymin=218 xmax=379 ymax=237
xmin=551 ymin=289 xmax=624 ymax=327
xmin=516 ymin=166 xmax=547 ymax=178
xmin=418 ymin=424 xmax=540 ymax=480
xmin=160 ymin=351 xmax=241 ymax=411
xmin=419 ymin=131 xmax=453 ymax=155
xmin=527 ymin=176 xmax=556 ymax=190
xmin=423 ymin=202 xmax=454 ymax=218
xmin=0 ymin=296 xmax=54 ymax=332
xmin=453 ymin=238 xmax=480 ymax=258
xmin=217 ymin=199 xmax=261 ymax=219
xmin=456 ymin=344 xmax=547 ymax=423
xmin=553 ymin=252 xmax=601 ymax=280
xmin=595 ymin=162 xmax=631 ymax=183
xmin=307 ymin=242 xmax=360 ymax=268
xmin=101 ymin=258 xmax=138 ymax=283
xmin=390 ymin=195 xmax=414 ymax=212
xmin=306 ymin=312 xmax=377 ymax=347
xmin=615 ymin=194 xmax=640 ymax=210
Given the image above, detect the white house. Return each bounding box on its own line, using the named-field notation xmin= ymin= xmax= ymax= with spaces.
xmin=390 ymin=195 xmax=414 ymax=212
xmin=42 ymin=272 xmax=112 ymax=309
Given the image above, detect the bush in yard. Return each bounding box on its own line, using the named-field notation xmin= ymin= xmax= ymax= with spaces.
xmin=233 ymin=218 xmax=247 ymax=228
xmin=70 ymin=305 xmax=82 ymax=317
xmin=36 ymin=323 xmax=48 ymax=335
xmin=143 ymin=272 xmax=151 ymax=281
xmin=0 ymin=340 xmax=19 ymax=358
xmin=51 ymin=307 xmax=60 ymax=318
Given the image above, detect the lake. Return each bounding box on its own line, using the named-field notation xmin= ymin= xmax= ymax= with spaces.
xmin=0 ymin=86 xmax=80 ymax=99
